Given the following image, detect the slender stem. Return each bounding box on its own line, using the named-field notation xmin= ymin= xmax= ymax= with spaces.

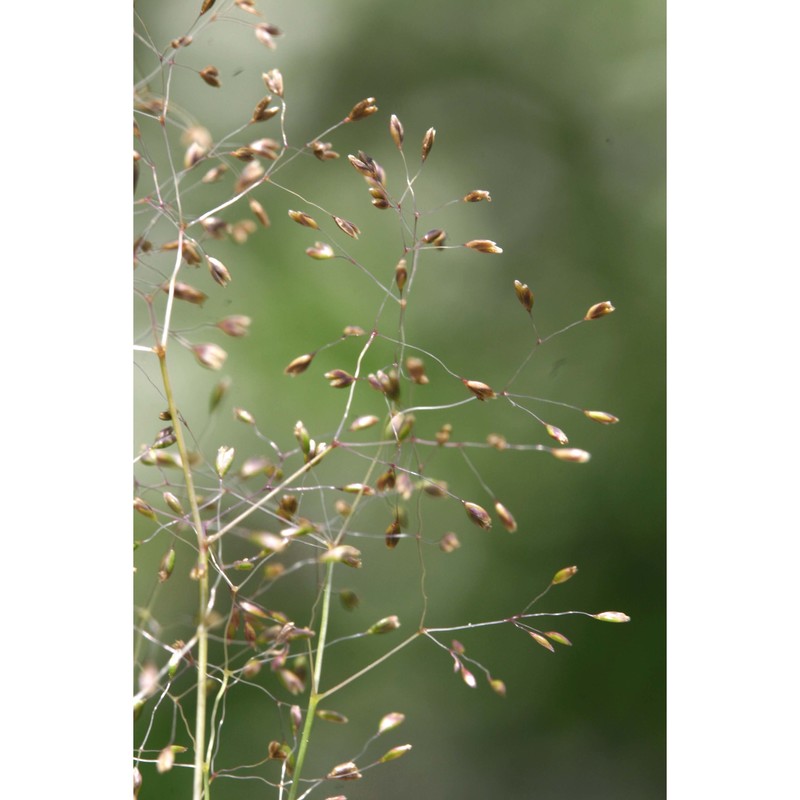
xmin=317 ymin=632 xmax=421 ymax=702
xmin=157 ymin=347 xmax=210 ymax=800
xmin=287 ymin=561 xmax=335 ymax=800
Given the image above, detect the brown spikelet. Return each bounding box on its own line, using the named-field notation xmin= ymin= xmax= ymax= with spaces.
xmin=284 ymin=353 xmax=313 ymax=376
xmin=288 ymin=210 xmax=319 ymax=229
xmin=463 ymin=379 xmax=496 ymax=401
xmin=395 ymin=258 xmax=408 ymax=291
xmin=584 ymin=301 xmax=615 ymax=320
xmin=199 ymin=66 xmax=221 ymax=87
xmin=421 ymin=127 xmax=436 ymax=161
xmin=465 ymin=239 xmax=503 ymax=254
xmin=251 ymin=96 xmax=279 ymax=123
xmin=333 ymin=216 xmax=360 ymax=239
xmin=167 ymin=282 xmax=207 ymax=306
xmin=584 ymin=409 xmax=620 ymax=424
xmin=262 ymin=69 xmax=284 ymax=96
xmin=464 ymin=501 xmax=492 ymax=530
xmin=249 ymin=198 xmax=270 ymax=227
xmin=390 ymin=114 xmax=404 ymax=149
xmin=464 ymin=189 xmax=492 ymax=202
xmin=514 ymin=280 xmax=534 ymax=313
xmin=346 ymin=97 xmax=378 ymax=122
xmin=200 ymin=0 xmax=215 ymax=14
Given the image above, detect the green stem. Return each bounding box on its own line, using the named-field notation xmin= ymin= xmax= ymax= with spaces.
xmin=287 ymin=561 xmax=335 ymax=800
xmin=157 ymin=348 xmax=210 ymax=800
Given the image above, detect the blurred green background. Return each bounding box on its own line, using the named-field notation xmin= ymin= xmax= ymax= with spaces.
xmin=134 ymin=1 xmax=664 ymax=797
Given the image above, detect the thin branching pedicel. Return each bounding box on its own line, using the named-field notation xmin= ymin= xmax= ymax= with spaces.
xmin=134 ymin=3 xmax=628 ymax=799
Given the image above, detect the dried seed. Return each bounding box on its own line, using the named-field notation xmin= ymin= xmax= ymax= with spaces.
xmin=385 ymin=518 xmax=401 ymax=549
xmin=200 ymin=0 xmax=215 ymax=14
xmin=249 ymin=137 xmax=280 ymax=158
xmin=422 ymin=228 xmax=446 ymax=247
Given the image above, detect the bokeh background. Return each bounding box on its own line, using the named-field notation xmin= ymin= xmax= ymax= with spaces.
xmin=134 ymin=1 xmax=664 ymax=797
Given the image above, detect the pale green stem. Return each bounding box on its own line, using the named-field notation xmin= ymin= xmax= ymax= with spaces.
xmin=157 ymin=348 xmax=210 ymax=800
xmin=287 ymin=561 xmax=335 ymax=800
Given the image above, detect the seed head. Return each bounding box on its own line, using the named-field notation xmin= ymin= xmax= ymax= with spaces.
xmin=326 ymin=761 xmax=362 ymax=781
xmin=464 ymin=189 xmax=492 ymax=202
xmin=584 ymin=300 xmax=615 ymax=320
xmin=251 ymin=96 xmax=278 ymax=123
